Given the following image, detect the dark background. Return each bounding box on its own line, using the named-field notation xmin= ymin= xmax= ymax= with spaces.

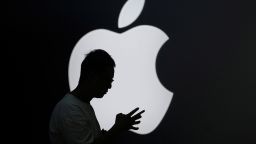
xmin=8 ymin=0 xmax=255 ymax=144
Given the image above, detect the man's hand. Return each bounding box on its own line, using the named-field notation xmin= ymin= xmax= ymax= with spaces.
xmin=113 ymin=107 xmax=145 ymax=132
xmin=97 ymin=108 xmax=145 ymax=144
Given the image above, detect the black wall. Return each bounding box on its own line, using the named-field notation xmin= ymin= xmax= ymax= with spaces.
xmin=9 ymin=0 xmax=255 ymax=144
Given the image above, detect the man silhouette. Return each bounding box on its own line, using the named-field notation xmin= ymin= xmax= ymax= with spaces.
xmin=49 ymin=49 xmax=145 ymax=144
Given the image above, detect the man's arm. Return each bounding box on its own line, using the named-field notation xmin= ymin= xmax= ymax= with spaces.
xmin=93 ymin=107 xmax=145 ymax=144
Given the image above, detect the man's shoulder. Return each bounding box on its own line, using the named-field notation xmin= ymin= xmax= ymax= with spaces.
xmin=57 ymin=93 xmax=79 ymax=109
xmin=51 ymin=94 xmax=81 ymax=120
xmin=57 ymin=93 xmax=92 ymax=115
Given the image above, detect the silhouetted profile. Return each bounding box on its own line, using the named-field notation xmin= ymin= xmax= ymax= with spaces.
xmin=49 ymin=49 xmax=145 ymax=144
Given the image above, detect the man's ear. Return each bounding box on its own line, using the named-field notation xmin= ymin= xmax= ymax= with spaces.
xmin=86 ymin=70 xmax=100 ymax=83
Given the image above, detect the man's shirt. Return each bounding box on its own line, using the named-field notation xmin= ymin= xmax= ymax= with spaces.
xmin=49 ymin=93 xmax=101 ymax=144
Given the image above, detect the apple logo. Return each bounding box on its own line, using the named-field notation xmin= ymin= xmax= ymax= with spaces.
xmin=68 ymin=0 xmax=173 ymax=135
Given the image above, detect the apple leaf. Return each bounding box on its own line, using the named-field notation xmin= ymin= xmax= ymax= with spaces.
xmin=118 ymin=0 xmax=145 ymax=29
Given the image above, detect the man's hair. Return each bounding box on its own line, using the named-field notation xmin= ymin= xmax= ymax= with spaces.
xmin=79 ymin=49 xmax=115 ymax=83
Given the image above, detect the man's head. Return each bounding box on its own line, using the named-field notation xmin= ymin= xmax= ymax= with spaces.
xmin=78 ymin=49 xmax=115 ymax=98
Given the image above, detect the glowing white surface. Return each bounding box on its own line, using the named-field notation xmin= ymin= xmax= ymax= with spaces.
xmin=68 ymin=0 xmax=173 ymax=135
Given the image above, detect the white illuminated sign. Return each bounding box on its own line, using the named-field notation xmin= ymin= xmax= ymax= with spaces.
xmin=68 ymin=0 xmax=173 ymax=135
